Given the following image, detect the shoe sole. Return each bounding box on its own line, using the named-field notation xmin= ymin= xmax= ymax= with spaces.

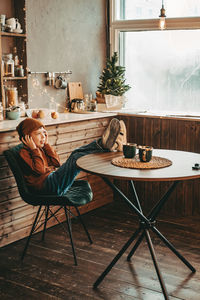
xmin=111 ymin=120 xmax=127 ymax=151
xmin=104 ymin=118 xmax=120 ymax=150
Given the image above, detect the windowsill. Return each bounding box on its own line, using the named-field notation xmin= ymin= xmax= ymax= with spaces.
xmin=116 ymin=108 xmax=200 ymax=120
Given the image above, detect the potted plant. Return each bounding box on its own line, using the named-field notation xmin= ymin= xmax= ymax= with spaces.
xmin=96 ymin=52 xmax=131 ymax=108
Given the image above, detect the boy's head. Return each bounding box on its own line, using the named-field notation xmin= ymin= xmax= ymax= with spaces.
xmin=16 ymin=118 xmax=45 ymax=141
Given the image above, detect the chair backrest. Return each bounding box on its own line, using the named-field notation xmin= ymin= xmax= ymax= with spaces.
xmin=4 ymin=144 xmax=40 ymax=206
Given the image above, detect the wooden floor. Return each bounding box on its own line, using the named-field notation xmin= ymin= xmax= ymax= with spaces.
xmin=0 ymin=201 xmax=200 ymax=300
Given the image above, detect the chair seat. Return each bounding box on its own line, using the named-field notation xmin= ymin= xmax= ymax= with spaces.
xmin=44 ymin=180 xmax=93 ymax=206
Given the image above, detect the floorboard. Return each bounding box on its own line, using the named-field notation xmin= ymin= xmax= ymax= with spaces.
xmin=0 ymin=201 xmax=200 ymax=300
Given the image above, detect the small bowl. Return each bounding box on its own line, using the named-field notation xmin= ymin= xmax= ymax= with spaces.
xmin=7 ymin=110 xmax=21 ymax=120
xmin=13 ymin=28 xmax=23 ymax=34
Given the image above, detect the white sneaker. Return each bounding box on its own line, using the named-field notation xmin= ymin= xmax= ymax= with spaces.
xmin=101 ymin=118 xmax=121 ymax=150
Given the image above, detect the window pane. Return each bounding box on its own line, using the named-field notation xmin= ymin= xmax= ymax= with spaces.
xmin=123 ymin=30 xmax=200 ymax=113
xmin=115 ymin=0 xmax=200 ymax=20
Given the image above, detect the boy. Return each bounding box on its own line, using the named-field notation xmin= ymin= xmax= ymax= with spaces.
xmin=16 ymin=117 xmax=126 ymax=196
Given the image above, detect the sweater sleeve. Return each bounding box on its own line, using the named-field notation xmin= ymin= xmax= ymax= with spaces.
xmin=19 ymin=147 xmax=50 ymax=175
xmin=43 ymin=143 xmax=61 ymax=167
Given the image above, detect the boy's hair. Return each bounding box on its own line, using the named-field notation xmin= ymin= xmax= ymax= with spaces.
xmin=16 ymin=118 xmax=45 ymax=141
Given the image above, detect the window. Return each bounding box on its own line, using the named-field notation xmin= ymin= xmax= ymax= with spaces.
xmin=115 ymin=0 xmax=200 ymax=20
xmin=111 ymin=0 xmax=200 ymax=114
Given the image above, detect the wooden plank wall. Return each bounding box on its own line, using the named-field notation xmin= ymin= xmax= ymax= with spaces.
xmin=118 ymin=115 xmax=200 ymax=217
xmin=0 ymin=117 xmax=113 ymax=247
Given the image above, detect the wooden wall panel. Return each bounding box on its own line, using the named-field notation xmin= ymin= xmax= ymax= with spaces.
xmin=160 ymin=119 xmax=170 ymax=149
xmin=0 ymin=117 xmax=113 ymax=247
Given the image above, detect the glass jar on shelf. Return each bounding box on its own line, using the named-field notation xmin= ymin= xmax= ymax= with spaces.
xmin=6 ymin=86 xmax=18 ymax=107
xmin=84 ymin=93 xmax=90 ymax=111
xmin=90 ymin=99 xmax=97 ymax=112
xmin=18 ymin=99 xmax=26 ymax=117
xmin=0 ymin=103 xmax=4 ymax=121
xmin=18 ymin=65 xmax=24 ymax=77
xmin=3 ymin=54 xmax=15 ymax=77
xmin=1 ymin=59 xmax=5 ymax=76
xmin=13 ymin=47 xmax=19 ymax=66
xmin=13 ymin=47 xmax=21 ymax=76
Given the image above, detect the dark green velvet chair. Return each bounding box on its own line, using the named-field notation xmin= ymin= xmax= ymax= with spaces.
xmin=4 ymin=144 xmax=93 ymax=265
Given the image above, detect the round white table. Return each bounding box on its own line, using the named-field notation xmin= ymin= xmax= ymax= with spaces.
xmin=77 ymin=149 xmax=200 ymax=300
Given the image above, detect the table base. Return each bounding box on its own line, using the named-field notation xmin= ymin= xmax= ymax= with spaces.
xmin=93 ymin=179 xmax=196 ymax=300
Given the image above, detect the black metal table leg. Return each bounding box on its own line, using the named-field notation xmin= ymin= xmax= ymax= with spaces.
xmin=93 ymin=226 xmax=142 ymax=288
xmin=144 ymin=229 xmax=169 ymax=300
xmin=127 ymin=231 xmax=145 ymax=261
xmin=152 ymin=225 xmax=196 ymax=272
xmin=94 ymin=177 xmax=195 ymax=300
xmin=129 ymin=180 xmax=143 ymax=212
xmin=144 ymin=180 xmax=196 ymax=272
xmin=127 ymin=181 xmax=178 ymax=260
xmin=127 ymin=180 xmax=146 ymax=260
xmin=147 ymin=181 xmax=179 ymax=222
xmin=102 ymin=177 xmax=150 ymax=225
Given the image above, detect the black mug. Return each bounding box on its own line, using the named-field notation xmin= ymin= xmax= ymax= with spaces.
xmin=123 ymin=143 xmax=137 ymax=158
xmin=139 ymin=146 xmax=153 ymax=162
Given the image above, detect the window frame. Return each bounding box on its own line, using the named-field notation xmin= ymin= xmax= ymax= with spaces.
xmin=110 ymin=0 xmax=200 ymax=63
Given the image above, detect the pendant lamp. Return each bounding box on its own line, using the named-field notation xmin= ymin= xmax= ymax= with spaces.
xmin=159 ymin=0 xmax=166 ymax=30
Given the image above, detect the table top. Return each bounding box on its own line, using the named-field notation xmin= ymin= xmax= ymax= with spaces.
xmin=77 ymin=149 xmax=200 ymax=182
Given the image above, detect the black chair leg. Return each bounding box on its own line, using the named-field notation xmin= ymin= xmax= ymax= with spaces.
xmin=41 ymin=205 xmax=49 ymax=241
xmin=64 ymin=206 xmax=77 ymax=266
xmin=21 ymin=205 xmax=42 ymax=261
xmin=75 ymin=206 xmax=92 ymax=244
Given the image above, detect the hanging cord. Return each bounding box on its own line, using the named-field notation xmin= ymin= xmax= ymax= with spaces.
xmin=105 ymin=0 xmax=110 ymax=59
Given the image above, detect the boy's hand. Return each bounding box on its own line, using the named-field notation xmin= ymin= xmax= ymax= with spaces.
xmin=44 ymin=129 xmax=48 ymax=144
xmin=22 ymin=135 xmax=37 ymax=150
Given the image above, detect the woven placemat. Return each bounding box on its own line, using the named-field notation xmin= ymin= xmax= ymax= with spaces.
xmin=112 ymin=155 xmax=172 ymax=169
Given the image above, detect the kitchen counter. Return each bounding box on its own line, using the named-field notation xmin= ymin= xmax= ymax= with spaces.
xmin=2 ymin=109 xmax=200 ymax=133
xmin=0 ymin=112 xmax=117 ymax=132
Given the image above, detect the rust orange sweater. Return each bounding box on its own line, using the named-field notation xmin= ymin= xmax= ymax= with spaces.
xmin=19 ymin=143 xmax=60 ymax=191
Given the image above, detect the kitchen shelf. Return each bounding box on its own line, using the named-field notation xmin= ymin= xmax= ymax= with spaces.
xmin=1 ymin=32 xmax=26 ymax=38
xmin=0 ymin=0 xmax=27 ymax=119
xmin=3 ymin=76 xmax=27 ymax=80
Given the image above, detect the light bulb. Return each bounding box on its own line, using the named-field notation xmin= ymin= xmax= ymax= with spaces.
xmin=159 ymin=16 xmax=166 ymax=30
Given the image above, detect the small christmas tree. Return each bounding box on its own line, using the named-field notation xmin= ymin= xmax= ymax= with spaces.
xmin=97 ymin=52 xmax=131 ymax=96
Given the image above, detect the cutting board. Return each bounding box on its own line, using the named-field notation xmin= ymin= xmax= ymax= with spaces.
xmin=68 ymin=82 xmax=83 ymax=101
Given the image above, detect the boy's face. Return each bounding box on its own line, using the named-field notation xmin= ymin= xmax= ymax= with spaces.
xmin=30 ymin=127 xmax=46 ymax=148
